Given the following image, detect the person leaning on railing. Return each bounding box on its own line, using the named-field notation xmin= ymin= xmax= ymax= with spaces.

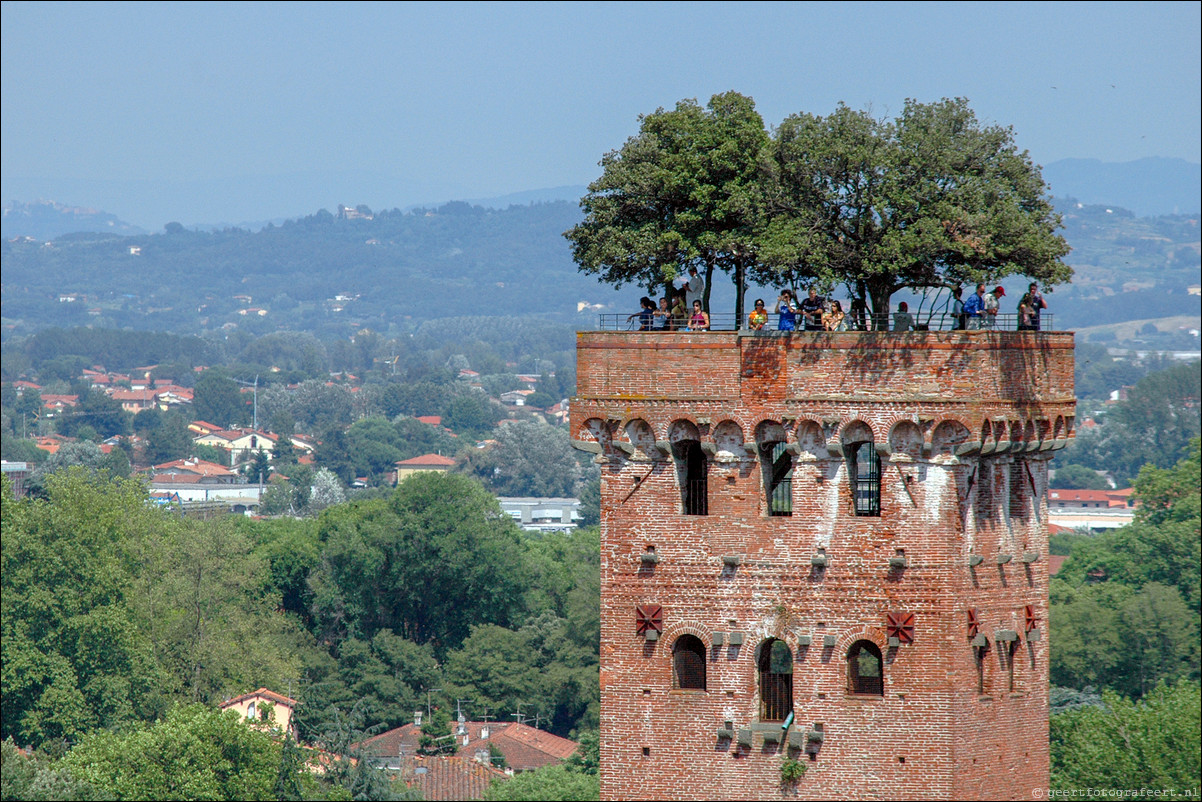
xmin=748 ymin=299 xmax=768 ymax=330
xmin=963 ymin=284 xmax=987 ymax=329
xmin=626 ymin=296 xmax=655 ymax=330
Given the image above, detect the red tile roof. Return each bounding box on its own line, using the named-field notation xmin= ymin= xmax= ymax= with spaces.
xmin=219 ymin=687 xmax=298 ymax=710
xmin=402 ymin=755 xmax=509 ymax=801
xmin=1047 ymin=489 xmax=1133 ymax=508
xmin=396 ymin=453 xmax=456 ymax=467
xmin=152 ymin=458 xmax=237 ymax=477
xmin=357 ymin=722 xmax=577 ymax=773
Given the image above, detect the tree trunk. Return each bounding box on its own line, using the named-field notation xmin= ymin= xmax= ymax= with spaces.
xmin=734 ymin=259 xmax=746 ymax=327
xmin=867 ymin=281 xmax=897 ymax=331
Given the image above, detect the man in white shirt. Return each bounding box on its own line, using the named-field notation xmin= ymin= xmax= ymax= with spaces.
xmin=984 ymin=285 xmax=1005 ymax=329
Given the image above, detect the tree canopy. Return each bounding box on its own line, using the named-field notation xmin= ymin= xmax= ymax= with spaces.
xmin=565 ymin=92 xmax=768 ymax=321
xmin=567 ymin=93 xmax=1071 ymax=317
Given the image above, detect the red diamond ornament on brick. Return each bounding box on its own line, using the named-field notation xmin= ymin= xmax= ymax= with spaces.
xmin=967 ymin=608 xmax=982 ymax=638
xmin=886 ymin=611 xmax=916 ymax=645
xmin=635 ymin=605 xmax=663 ymax=636
xmin=1024 ymin=604 xmax=1040 ymax=633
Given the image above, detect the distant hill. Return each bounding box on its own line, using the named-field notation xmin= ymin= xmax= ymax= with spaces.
xmin=464 ymin=185 xmax=588 ymax=209
xmin=2 ymin=193 xmax=1198 ymax=346
xmin=1042 ymin=157 xmax=1201 ymax=217
xmin=1 ymin=200 xmax=147 ymax=240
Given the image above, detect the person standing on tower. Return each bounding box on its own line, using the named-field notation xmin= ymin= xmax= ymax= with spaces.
xmin=775 ymin=290 xmax=797 ymax=331
xmin=684 ymin=267 xmax=705 ymax=315
xmin=964 ymin=284 xmax=987 ymax=329
xmin=1020 ymin=282 xmax=1048 ymax=330
xmin=984 ymin=285 xmax=1005 ymax=329
xmin=799 ymin=287 xmax=826 ymax=331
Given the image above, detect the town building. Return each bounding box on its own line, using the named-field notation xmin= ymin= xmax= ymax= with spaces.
xmin=497 ymin=496 xmax=582 ymax=532
xmin=570 ymin=328 xmax=1074 ymax=800
xmin=394 ymin=453 xmax=457 ymax=484
xmin=219 ymin=687 xmax=299 ymax=740
xmin=357 ymin=720 xmax=578 ymax=774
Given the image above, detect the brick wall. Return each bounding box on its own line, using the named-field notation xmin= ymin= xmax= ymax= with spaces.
xmin=573 ymin=330 xmax=1073 ymax=801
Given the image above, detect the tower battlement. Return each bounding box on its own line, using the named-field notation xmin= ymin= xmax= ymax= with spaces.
xmin=572 ymin=330 xmax=1074 ymax=801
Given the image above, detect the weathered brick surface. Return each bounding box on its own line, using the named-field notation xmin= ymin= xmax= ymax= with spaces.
xmin=572 ymin=330 xmax=1073 ymax=801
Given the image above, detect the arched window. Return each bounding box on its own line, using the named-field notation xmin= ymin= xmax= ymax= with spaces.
xmin=761 ymin=441 xmax=793 ymax=516
xmin=847 ymin=640 xmax=884 ymax=695
xmin=672 ymin=635 xmax=707 ymax=690
xmin=246 ymin=702 xmax=256 ymax=719
xmin=758 ymin=639 xmax=793 ymax=721
xmin=674 ymin=440 xmax=708 ymax=515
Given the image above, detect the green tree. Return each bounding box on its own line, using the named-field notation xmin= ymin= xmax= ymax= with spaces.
xmin=482 ymin=763 xmax=599 ymax=801
xmin=566 ymin=91 xmax=769 ymax=321
xmin=1050 ymin=681 xmax=1200 ymax=792
xmin=309 ymin=472 xmax=529 ymax=651
xmin=466 ymin=419 xmax=581 ymax=498
xmin=193 ymin=370 xmax=245 ymax=428
xmin=1050 ymin=440 xmax=1201 ymax=696
xmin=1061 ymin=361 xmax=1201 ymax=485
xmin=443 ymin=394 xmax=499 ymax=439
xmin=0 ymin=738 xmax=104 ymax=801
xmin=1050 ymin=464 xmax=1111 ymax=490
xmin=1 ymin=470 xmax=171 ymax=745
xmin=309 ymin=701 xmax=417 ymax=801
xmin=62 ymin=704 xmax=287 ymax=801
xmin=577 ymin=479 xmax=600 ymax=527
xmin=757 ymin=98 xmax=1072 ymax=317
xmin=130 ymin=517 xmax=313 ymax=705
xmin=57 ymin=390 xmax=131 ymax=439
xmin=143 ymin=413 xmax=195 ymax=466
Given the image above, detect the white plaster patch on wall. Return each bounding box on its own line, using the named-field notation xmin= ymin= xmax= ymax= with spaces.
xmin=924 ymin=463 xmax=950 ymax=527
xmin=816 ymin=462 xmax=844 ymax=549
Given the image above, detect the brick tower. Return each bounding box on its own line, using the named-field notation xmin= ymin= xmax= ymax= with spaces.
xmin=570 ymin=329 xmax=1074 ymax=801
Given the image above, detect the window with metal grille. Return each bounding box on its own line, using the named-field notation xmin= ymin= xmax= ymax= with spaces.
xmin=762 ymin=441 xmax=793 ymax=516
xmin=758 ymin=639 xmax=793 ymax=721
xmin=675 ymin=440 xmax=708 ymax=515
xmin=672 ymin=635 xmax=707 ymax=690
xmin=847 ymin=640 xmax=883 ymax=695
xmin=846 ymin=442 xmax=881 ymax=516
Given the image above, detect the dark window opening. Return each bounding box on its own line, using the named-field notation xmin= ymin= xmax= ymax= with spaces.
xmin=846 ymin=442 xmax=881 ymax=517
xmin=975 ymin=643 xmax=989 ymax=694
xmin=848 ymin=640 xmax=883 ymax=695
xmin=762 ymin=441 xmax=793 ymax=516
xmin=673 ymin=635 xmax=707 ymax=690
xmin=1007 ymin=642 xmax=1018 ymax=692
xmin=1009 ymin=463 xmax=1030 ymax=522
xmin=758 ymin=638 xmax=793 ymax=721
xmin=675 ymin=440 xmax=708 ymax=515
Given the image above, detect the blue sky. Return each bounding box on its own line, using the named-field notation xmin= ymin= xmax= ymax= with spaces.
xmin=2 ymin=1 xmax=1199 ymax=228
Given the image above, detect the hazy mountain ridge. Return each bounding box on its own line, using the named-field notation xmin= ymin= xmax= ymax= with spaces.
xmin=1042 ymin=157 xmax=1201 ymax=218
xmin=1 ymin=158 xmax=1197 ymax=345
xmin=3 ymin=157 xmax=1196 ymax=237
xmin=1 ymin=199 xmax=147 ymax=239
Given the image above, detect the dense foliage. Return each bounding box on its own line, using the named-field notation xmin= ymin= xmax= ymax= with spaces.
xmin=1059 ymin=359 xmax=1201 ymax=485
xmin=567 ymin=93 xmax=1072 ymax=319
xmin=1051 ymin=681 xmax=1200 ymax=792
xmin=1051 ymin=440 xmax=1201 ymax=698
